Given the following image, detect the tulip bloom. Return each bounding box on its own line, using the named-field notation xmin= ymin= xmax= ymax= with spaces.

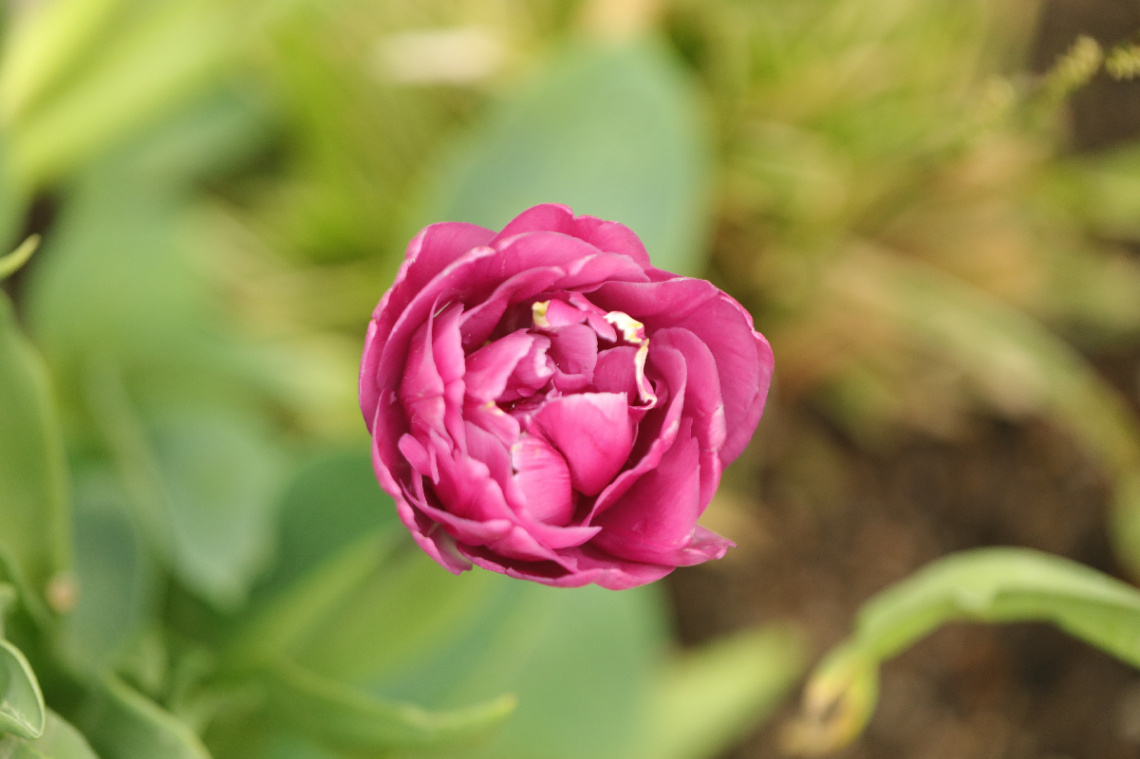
xmin=360 ymin=204 xmax=772 ymax=589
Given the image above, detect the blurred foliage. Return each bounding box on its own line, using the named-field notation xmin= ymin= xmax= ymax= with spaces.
xmin=3 ymin=0 xmax=1140 ymax=756
xmin=0 ymin=0 xmax=810 ymax=757
xmin=784 ymin=548 xmax=1140 ymax=754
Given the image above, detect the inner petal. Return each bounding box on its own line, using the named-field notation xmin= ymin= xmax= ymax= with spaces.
xmin=546 ymin=322 xmax=598 ymax=392
xmin=532 ymin=392 xmax=635 ymax=497
xmin=511 ymin=433 xmax=574 ymax=525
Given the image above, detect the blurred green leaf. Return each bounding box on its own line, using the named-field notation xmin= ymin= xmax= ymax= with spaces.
xmin=386 ymin=580 xmax=668 ymax=759
xmin=228 ymin=532 xmax=396 ymax=669
xmin=257 ymin=450 xmax=399 ymax=597
xmin=0 ymin=639 xmax=46 ymax=740
xmin=4 ymin=710 xmax=102 ymax=759
xmin=291 ymin=547 xmax=498 ymax=685
xmin=0 ymin=293 xmax=70 ymax=608
xmin=0 ymin=0 xmax=126 ymax=126
xmin=264 ymin=662 xmax=515 ymax=753
xmin=25 ymin=163 xmax=210 ymax=378
xmin=75 ymin=676 xmax=210 ymax=759
xmin=636 ymin=626 xmax=808 ymax=759
xmin=8 ymin=0 xmax=238 ymax=187
xmin=424 ymin=37 xmax=712 ymax=275
xmin=0 ymin=236 xmax=38 ymax=281
xmin=25 ymin=156 xmax=287 ymax=609
xmin=59 ymin=467 xmax=156 ymax=674
xmin=785 ymin=547 xmax=1140 ymax=754
xmin=227 ymin=450 xmax=400 ymax=665
xmin=150 ymin=408 xmax=282 ymax=610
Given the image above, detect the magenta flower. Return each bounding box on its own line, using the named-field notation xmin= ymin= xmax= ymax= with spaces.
xmin=360 ymin=204 xmax=773 ymax=589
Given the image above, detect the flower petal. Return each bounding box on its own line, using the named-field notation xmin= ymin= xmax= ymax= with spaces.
xmin=545 ymin=322 xmax=597 ymax=392
xmin=591 ymin=277 xmax=772 ymax=463
xmin=511 ymin=433 xmax=574 ymax=525
xmin=465 ymin=331 xmax=542 ymax=402
xmin=592 ymin=420 xmax=734 ymax=566
xmin=361 ymin=222 xmax=493 ymax=424
xmin=491 ymin=203 xmax=651 ymax=268
xmin=457 ymin=542 xmax=672 ymax=589
xmin=532 ymin=392 xmax=635 ymax=497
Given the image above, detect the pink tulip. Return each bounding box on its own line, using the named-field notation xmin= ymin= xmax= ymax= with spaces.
xmin=360 ymin=204 xmax=773 ymax=589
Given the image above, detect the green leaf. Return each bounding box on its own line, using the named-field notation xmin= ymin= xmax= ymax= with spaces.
xmin=0 ymin=0 xmax=127 ymax=126
xmin=423 ymin=37 xmax=713 ymax=275
xmin=59 ymin=467 xmax=156 ymax=674
xmin=263 ymin=662 xmax=515 ymax=753
xmin=0 ymin=639 xmax=45 ymax=740
xmin=16 ymin=711 xmax=101 ymax=759
xmin=784 ymin=547 xmax=1140 ymax=754
xmin=385 ymin=579 xmax=669 ymax=759
xmin=290 ymin=545 xmax=499 ymax=685
xmin=75 ymin=677 xmax=210 ymax=759
xmin=7 ymin=0 xmax=238 ymax=187
xmin=24 ymin=163 xmax=211 ymax=378
xmin=0 ymin=294 xmax=71 ymax=609
xmin=0 ymin=237 xmax=39 ymax=282
xmin=636 ymin=626 xmax=808 ymax=759
xmin=255 ymin=450 xmax=399 ymax=598
xmin=224 ymin=451 xmax=400 ymax=665
xmin=227 ymin=531 xmax=398 ymax=669
xmin=149 ymin=408 xmax=282 ymax=610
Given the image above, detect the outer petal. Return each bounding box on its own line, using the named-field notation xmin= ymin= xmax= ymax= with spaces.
xmin=360 ymin=222 xmax=493 ymax=425
xmin=458 ymin=542 xmax=673 ymax=589
xmin=591 ymin=277 xmax=773 ymax=463
xmin=590 ymin=339 xmax=687 ymax=520
xmin=592 ymin=420 xmax=734 ymax=567
xmin=490 ymin=204 xmax=651 ymax=268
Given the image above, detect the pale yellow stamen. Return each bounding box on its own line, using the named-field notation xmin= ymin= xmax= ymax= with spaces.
xmin=604 ymin=310 xmax=646 ymax=345
xmin=532 ymin=300 xmax=551 ymax=328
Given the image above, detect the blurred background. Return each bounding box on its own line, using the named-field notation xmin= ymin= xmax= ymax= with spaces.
xmin=3 ymin=0 xmax=1140 ymax=757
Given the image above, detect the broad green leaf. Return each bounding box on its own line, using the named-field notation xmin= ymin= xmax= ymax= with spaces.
xmin=0 ymin=294 xmax=70 ymax=609
xmin=15 ymin=711 xmax=101 ymax=759
xmin=149 ymin=408 xmax=282 ymax=610
xmin=24 ymin=163 xmax=211 ymax=379
xmin=784 ymin=547 xmax=1140 ymax=754
xmin=263 ymin=662 xmax=515 ymax=753
xmin=0 ymin=640 xmax=45 ymax=740
xmin=59 ymin=468 xmax=155 ymax=674
xmin=226 ymin=450 xmax=400 ymax=665
xmin=291 ymin=546 xmax=498 ymax=684
xmin=423 ymin=37 xmax=712 ymax=275
xmin=227 ymin=532 xmax=398 ymax=668
xmin=635 ymin=626 xmax=808 ymax=759
xmin=384 ymin=579 xmax=669 ymax=759
xmin=256 ymin=450 xmax=399 ymax=598
xmin=75 ymin=677 xmax=210 ymax=759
